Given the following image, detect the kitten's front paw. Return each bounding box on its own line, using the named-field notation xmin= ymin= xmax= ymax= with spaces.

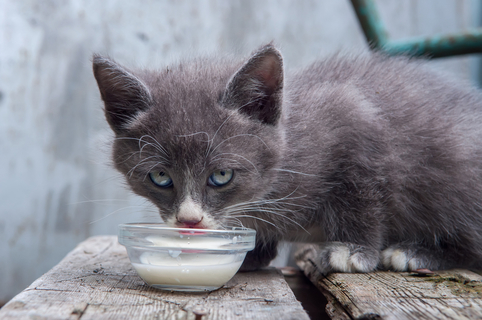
xmin=297 ymin=242 xmax=379 ymax=274
xmin=381 ymin=246 xmax=443 ymax=271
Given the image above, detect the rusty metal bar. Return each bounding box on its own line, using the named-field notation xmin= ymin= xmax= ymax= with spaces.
xmin=350 ymin=0 xmax=482 ymax=58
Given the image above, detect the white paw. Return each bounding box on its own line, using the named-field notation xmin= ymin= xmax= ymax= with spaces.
xmin=329 ymin=245 xmax=353 ymax=272
xmin=327 ymin=243 xmax=376 ymax=273
xmin=381 ymin=248 xmax=422 ymax=271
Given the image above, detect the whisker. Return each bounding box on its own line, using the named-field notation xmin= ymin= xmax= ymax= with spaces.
xmin=210 ymin=133 xmax=271 ymax=155
xmin=70 ymin=199 xmax=131 ymax=205
xmin=273 ymin=168 xmax=318 ymax=177
xmin=226 ymin=199 xmax=312 ymax=211
xmin=114 ymin=136 xmax=164 ymax=155
xmin=175 ymin=131 xmax=211 ymax=142
xmin=139 ymin=142 xmax=168 ymax=159
xmin=221 ymin=217 xmax=245 ymax=228
xmin=224 ymin=195 xmax=310 ymax=211
xmin=113 ymin=150 xmax=143 ymax=165
xmin=142 ymin=161 xmax=168 ymax=182
xmin=211 ymin=153 xmax=259 ymax=173
xmin=227 ymin=207 xmax=311 ymax=235
xmin=210 ymin=157 xmax=257 ymax=174
xmin=113 ymin=136 xmax=170 ymax=166
xmin=230 ymin=215 xmax=279 ymax=229
xmin=206 ymin=96 xmax=264 ymax=158
xmin=88 ymin=205 xmax=157 ymax=225
xmin=126 ymin=156 xmax=166 ymax=178
xmin=139 ymin=134 xmax=169 ymax=156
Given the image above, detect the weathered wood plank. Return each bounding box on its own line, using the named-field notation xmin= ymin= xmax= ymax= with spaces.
xmin=0 ymin=236 xmax=309 ymax=320
xmin=296 ymin=244 xmax=482 ymax=320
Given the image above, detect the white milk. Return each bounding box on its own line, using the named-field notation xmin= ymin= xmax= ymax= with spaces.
xmin=132 ymin=255 xmax=243 ymax=287
xmin=132 ymin=236 xmax=245 ymax=288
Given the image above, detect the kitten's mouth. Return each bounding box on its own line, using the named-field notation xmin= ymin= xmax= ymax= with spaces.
xmin=175 ymin=222 xmax=207 ymax=234
xmin=177 ymin=224 xmax=207 ymax=235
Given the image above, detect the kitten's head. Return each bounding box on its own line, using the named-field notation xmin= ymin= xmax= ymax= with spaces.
xmin=93 ymin=44 xmax=285 ymax=230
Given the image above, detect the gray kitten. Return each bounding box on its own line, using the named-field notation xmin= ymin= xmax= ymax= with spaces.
xmin=93 ymin=44 xmax=482 ymax=273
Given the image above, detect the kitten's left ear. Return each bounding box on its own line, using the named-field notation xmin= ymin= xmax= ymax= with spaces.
xmin=92 ymin=55 xmax=152 ymax=134
xmin=223 ymin=44 xmax=284 ymax=125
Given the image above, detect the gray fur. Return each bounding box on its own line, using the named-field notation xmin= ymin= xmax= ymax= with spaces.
xmin=93 ymin=44 xmax=482 ymax=273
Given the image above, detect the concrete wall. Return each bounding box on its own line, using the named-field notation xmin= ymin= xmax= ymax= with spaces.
xmin=1 ymin=0 xmax=480 ymax=303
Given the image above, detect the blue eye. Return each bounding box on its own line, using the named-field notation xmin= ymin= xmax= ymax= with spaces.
xmin=208 ymin=169 xmax=233 ymax=187
xmin=149 ymin=171 xmax=173 ymax=187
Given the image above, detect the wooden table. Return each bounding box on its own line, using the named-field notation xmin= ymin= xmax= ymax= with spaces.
xmin=296 ymin=244 xmax=482 ymax=320
xmin=0 ymin=236 xmax=310 ymax=320
xmin=9 ymin=237 xmax=479 ymax=319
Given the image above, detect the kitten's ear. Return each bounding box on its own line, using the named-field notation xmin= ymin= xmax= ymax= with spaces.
xmin=92 ymin=55 xmax=152 ymax=133
xmin=224 ymin=44 xmax=283 ymax=125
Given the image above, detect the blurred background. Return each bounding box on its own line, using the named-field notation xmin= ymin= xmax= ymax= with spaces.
xmin=1 ymin=0 xmax=481 ymax=304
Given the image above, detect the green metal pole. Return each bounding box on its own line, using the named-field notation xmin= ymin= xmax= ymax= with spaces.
xmin=350 ymin=0 xmax=482 ymax=58
xmin=387 ymin=31 xmax=482 ymax=58
xmin=350 ymin=0 xmax=389 ymax=49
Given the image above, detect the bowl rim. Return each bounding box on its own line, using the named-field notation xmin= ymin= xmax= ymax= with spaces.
xmin=118 ymin=223 xmax=256 ymax=251
xmin=118 ymin=222 xmax=256 ymax=236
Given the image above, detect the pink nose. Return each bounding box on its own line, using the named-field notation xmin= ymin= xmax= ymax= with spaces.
xmin=176 ymin=216 xmax=203 ymax=228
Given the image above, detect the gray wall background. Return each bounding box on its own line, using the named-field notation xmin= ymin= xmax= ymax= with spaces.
xmin=1 ymin=0 xmax=481 ymax=303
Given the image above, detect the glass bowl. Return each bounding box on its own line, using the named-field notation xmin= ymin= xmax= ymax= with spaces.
xmin=118 ymin=223 xmax=256 ymax=292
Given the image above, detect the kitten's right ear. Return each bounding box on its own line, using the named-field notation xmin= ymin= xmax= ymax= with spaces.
xmin=223 ymin=44 xmax=284 ymax=125
xmin=92 ymin=55 xmax=152 ymax=133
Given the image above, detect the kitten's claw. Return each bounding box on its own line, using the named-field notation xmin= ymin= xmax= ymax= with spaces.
xmin=296 ymin=242 xmax=379 ymax=274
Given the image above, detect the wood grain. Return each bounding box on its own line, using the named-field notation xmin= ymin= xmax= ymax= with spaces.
xmin=0 ymin=236 xmax=309 ymax=320
xmin=296 ymin=244 xmax=482 ymax=320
